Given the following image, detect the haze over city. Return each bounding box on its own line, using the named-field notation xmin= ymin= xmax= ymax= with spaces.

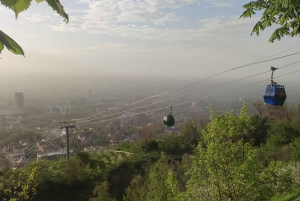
xmin=1 ymin=0 xmax=299 ymax=79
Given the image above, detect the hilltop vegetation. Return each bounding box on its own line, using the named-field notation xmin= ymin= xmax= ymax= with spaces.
xmin=1 ymin=102 xmax=300 ymax=200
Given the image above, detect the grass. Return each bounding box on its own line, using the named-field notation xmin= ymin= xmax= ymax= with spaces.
xmin=271 ymin=188 xmax=300 ymax=201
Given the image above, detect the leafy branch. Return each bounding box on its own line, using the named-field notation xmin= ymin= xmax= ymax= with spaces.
xmin=240 ymin=0 xmax=300 ymax=42
xmin=0 ymin=30 xmax=24 ymax=57
xmin=0 ymin=0 xmax=69 ymax=57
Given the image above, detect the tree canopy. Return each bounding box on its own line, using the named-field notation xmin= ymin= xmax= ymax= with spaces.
xmin=2 ymin=102 xmax=300 ymax=200
xmin=0 ymin=0 xmax=68 ymax=57
xmin=240 ymin=0 xmax=300 ymax=42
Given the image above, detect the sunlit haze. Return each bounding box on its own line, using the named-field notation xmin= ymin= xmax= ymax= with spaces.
xmin=0 ymin=0 xmax=300 ymax=99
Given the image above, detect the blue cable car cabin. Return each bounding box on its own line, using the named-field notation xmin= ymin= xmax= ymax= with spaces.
xmin=263 ymin=84 xmax=286 ymax=106
xmin=263 ymin=66 xmax=287 ymax=106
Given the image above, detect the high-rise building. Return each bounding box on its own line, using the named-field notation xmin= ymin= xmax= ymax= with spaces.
xmin=14 ymin=92 xmax=24 ymax=109
xmin=88 ymin=90 xmax=92 ymax=96
xmin=60 ymin=106 xmax=71 ymax=116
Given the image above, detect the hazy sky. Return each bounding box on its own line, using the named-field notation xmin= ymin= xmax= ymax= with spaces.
xmin=1 ymin=0 xmax=300 ymax=83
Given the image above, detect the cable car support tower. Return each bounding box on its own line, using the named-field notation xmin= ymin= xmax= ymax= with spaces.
xmin=59 ymin=122 xmax=75 ymax=167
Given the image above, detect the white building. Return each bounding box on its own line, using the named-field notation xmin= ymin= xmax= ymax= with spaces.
xmin=37 ymin=151 xmax=66 ymax=162
xmin=49 ymin=105 xmax=71 ymax=116
xmin=60 ymin=106 xmax=71 ymax=116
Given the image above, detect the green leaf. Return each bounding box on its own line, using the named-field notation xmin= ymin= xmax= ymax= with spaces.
xmin=44 ymin=0 xmax=69 ymax=23
xmin=0 ymin=0 xmax=31 ymax=19
xmin=0 ymin=30 xmax=25 ymax=56
xmin=251 ymin=21 xmax=263 ymax=36
xmin=240 ymin=8 xmax=256 ymax=18
xmin=0 ymin=0 xmax=68 ymax=23
xmin=0 ymin=41 xmax=4 ymax=53
xmin=269 ymin=30 xmax=279 ymax=43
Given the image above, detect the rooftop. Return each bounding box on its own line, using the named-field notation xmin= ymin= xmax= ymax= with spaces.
xmin=0 ymin=110 xmax=24 ymax=116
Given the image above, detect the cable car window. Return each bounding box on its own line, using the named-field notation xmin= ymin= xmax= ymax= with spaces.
xmin=276 ymin=87 xmax=284 ymax=91
xmin=276 ymin=91 xmax=286 ymax=98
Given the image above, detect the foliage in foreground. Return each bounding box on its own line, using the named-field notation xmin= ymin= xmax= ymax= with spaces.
xmin=240 ymin=0 xmax=300 ymax=42
xmin=0 ymin=0 xmax=68 ymax=57
xmin=271 ymin=188 xmax=300 ymax=201
xmin=0 ymin=163 xmax=39 ymax=201
xmin=1 ymin=103 xmax=300 ymax=200
xmin=124 ymin=103 xmax=300 ymax=201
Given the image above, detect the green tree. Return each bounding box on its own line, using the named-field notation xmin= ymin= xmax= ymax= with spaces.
xmin=76 ymin=151 xmax=90 ymax=165
xmin=240 ymin=0 xmax=300 ymax=42
xmin=169 ymin=104 xmax=298 ymax=201
xmin=291 ymin=104 xmax=300 ymax=130
xmin=251 ymin=100 xmax=266 ymax=119
xmin=157 ymin=135 xmax=192 ymax=155
xmin=248 ymin=115 xmax=270 ymax=146
xmin=182 ymin=104 xmax=265 ymax=200
xmin=266 ymin=125 xmax=300 ymax=151
xmin=260 ymin=161 xmax=295 ymax=198
xmin=123 ymin=175 xmax=147 ymax=201
xmin=90 ymin=181 xmax=114 ymax=201
xmin=146 ymin=153 xmax=172 ymax=201
xmin=290 ymin=137 xmax=300 ymax=161
xmin=0 ymin=0 xmax=69 ymax=57
xmin=123 ymin=153 xmax=176 ymax=201
xmin=181 ymin=121 xmax=200 ymax=145
xmin=139 ymin=124 xmax=155 ymax=144
xmin=0 ymin=163 xmax=40 ymax=201
xmin=62 ymin=158 xmax=88 ymax=186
